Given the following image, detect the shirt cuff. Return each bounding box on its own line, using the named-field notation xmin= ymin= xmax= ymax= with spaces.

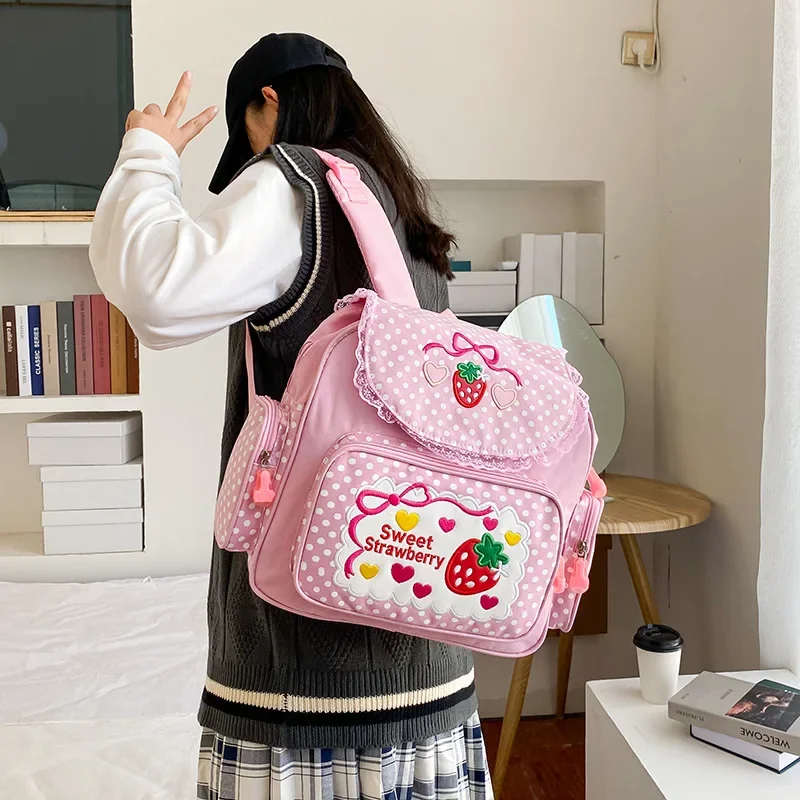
xmin=117 ymin=127 xmax=182 ymax=192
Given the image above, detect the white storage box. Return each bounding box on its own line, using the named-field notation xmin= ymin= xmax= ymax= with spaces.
xmin=40 ymin=458 xmax=143 ymax=511
xmin=27 ymin=412 xmax=143 ymax=466
xmin=447 ymin=271 xmax=517 ymax=314
xmin=41 ymin=507 xmax=144 ymax=555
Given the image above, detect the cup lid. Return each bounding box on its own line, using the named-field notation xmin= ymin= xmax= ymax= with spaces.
xmin=633 ymin=624 xmax=684 ymax=653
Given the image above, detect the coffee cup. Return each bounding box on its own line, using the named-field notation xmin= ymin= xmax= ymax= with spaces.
xmin=633 ymin=624 xmax=684 ymax=704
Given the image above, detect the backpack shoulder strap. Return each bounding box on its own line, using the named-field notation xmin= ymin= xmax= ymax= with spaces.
xmin=312 ymin=149 xmax=421 ymax=310
xmin=244 ymin=148 xmax=423 ymax=405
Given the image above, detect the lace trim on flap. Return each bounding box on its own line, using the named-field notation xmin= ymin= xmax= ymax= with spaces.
xmin=335 ymin=288 xmax=371 ymax=312
xmin=348 ymin=289 xmax=589 ymax=471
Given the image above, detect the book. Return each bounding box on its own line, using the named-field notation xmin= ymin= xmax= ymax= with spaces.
xmin=2 ymin=305 xmax=18 ymax=397
xmin=561 ymin=232 xmax=604 ymax=325
xmin=90 ymin=294 xmax=111 ymax=395
xmin=690 ymin=725 xmax=800 ymax=774
xmin=15 ymin=305 xmax=32 ymax=396
xmin=40 ymin=301 xmax=60 ymax=396
xmin=73 ymin=295 xmax=94 ymax=396
xmin=669 ymin=672 xmax=800 ymax=757
xmin=125 ymin=320 xmax=139 ymax=394
xmin=109 ymin=303 xmax=127 ymax=394
xmin=28 ymin=305 xmax=44 ymax=396
xmin=504 ymin=234 xmax=562 ymax=303
xmin=56 ymin=301 xmax=76 ymax=396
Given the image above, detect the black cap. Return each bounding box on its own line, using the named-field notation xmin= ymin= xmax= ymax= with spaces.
xmin=633 ymin=624 xmax=684 ymax=653
xmin=209 ymin=33 xmax=350 ymax=194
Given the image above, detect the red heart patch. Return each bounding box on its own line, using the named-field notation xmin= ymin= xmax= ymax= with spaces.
xmin=413 ymin=582 xmax=433 ymax=599
xmin=438 ymin=517 xmax=456 ymax=533
xmin=482 ymin=517 xmax=499 ymax=531
xmin=480 ymin=595 xmax=499 ymax=610
xmin=391 ymin=563 xmax=415 ymax=583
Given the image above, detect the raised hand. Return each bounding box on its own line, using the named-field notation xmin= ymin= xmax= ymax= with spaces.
xmin=125 ymin=72 xmax=218 ymax=156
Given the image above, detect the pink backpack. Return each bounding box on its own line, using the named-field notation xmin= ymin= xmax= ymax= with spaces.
xmin=214 ymin=150 xmax=606 ymax=658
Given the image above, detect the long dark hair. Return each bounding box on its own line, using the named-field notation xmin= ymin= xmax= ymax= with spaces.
xmin=252 ymin=66 xmax=454 ymax=277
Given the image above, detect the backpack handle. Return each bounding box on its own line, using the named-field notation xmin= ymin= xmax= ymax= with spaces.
xmin=313 ymin=150 xmax=421 ymax=310
xmin=244 ymin=149 xmax=423 ymax=406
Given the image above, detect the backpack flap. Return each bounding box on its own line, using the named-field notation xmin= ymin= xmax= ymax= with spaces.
xmin=352 ymin=291 xmax=590 ymax=471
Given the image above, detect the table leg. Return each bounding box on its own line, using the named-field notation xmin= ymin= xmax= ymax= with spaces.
xmin=493 ymin=654 xmax=534 ymax=799
xmin=618 ymin=534 xmax=661 ymax=625
xmin=556 ymin=628 xmax=575 ymax=718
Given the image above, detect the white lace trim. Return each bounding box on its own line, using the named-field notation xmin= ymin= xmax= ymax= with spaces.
xmin=349 ymin=291 xmax=591 ymax=470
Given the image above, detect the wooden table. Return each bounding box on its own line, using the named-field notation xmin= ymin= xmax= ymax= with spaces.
xmin=492 ymin=475 xmax=711 ymax=799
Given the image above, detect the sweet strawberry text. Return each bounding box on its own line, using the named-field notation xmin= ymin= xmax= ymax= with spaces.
xmin=363 ymin=524 xmax=446 ymax=570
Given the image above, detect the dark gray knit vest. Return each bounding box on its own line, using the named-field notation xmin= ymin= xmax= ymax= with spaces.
xmin=198 ymin=145 xmax=477 ymax=748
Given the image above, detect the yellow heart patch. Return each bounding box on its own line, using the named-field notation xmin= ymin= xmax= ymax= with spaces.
xmin=359 ymin=563 xmax=379 ymax=580
xmin=395 ymin=510 xmax=420 ymax=532
xmin=504 ymin=531 xmax=522 ymax=547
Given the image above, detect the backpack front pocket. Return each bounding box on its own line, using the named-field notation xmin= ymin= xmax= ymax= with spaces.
xmin=293 ymin=434 xmax=564 ymax=643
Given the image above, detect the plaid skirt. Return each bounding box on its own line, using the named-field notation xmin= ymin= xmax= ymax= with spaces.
xmin=197 ymin=712 xmax=493 ymax=800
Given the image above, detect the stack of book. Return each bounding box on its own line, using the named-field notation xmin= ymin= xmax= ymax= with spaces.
xmin=669 ymin=671 xmax=800 ymax=774
xmin=2 ymin=296 xmax=139 ymax=397
xmin=27 ymin=412 xmax=144 ymax=555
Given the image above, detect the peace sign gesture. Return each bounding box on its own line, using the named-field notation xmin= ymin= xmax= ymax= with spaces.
xmin=125 ymin=72 xmax=218 ymax=156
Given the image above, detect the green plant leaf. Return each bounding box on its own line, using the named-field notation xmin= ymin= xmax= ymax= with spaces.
xmin=457 ymin=362 xmax=482 ymax=384
xmin=473 ymin=533 xmax=509 ymax=569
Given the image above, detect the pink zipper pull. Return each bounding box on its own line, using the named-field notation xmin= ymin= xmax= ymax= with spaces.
xmin=568 ymin=541 xmax=590 ymax=594
xmin=253 ymin=469 xmax=276 ymax=506
xmin=552 ymin=555 xmax=567 ymax=594
xmin=587 ymin=468 xmax=607 ymax=500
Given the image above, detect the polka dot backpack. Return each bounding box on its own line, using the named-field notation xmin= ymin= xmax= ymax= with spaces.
xmin=214 ymin=150 xmax=606 ymax=657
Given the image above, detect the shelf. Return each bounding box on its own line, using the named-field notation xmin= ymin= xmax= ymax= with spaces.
xmin=0 ymin=532 xmax=43 ymax=557
xmin=0 ymin=221 xmax=92 ymax=247
xmin=0 ymin=532 xmax=147 ymax=562
xmin=0 ymin=393 xmax=141 ymax=415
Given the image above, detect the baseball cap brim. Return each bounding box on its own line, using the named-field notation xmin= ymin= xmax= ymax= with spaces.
xmin=208 ymin=33 xmax=349 ymax=195
xmin=208 ymin=116 xmax=254 ymax=195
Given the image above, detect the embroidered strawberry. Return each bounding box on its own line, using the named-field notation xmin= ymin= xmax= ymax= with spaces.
xmin=444 ymin=533 xmax=509 ymax=596
xmin=452 ymin=362 xmax=487 ymax=408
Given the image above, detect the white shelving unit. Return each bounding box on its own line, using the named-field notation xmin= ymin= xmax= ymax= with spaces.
xmin=0 ymin=393 xmax=142 ymax=415
xmin=0 ymin=218 xmax=223 ymax=583
xmin=1 ymin=222 xmax=145 ymax=579
xmin=428 ymin=179 xmax=605 ymax=271
xmin=0 ymin=221 xmax=93 ymax=248
xmin=429 ymin=179 xmax=606 ymax=330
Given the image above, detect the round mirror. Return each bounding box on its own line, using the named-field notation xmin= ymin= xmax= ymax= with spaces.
xmin=498 ymin=295 xmax=625 ymax=472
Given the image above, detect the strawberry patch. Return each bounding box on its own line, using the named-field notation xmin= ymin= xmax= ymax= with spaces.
xmin=452 ymin=362 xmax=487 ymax=409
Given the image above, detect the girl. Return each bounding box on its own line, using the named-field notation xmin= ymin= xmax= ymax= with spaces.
xmin=90 ymin=32 xmax=491 ymax=800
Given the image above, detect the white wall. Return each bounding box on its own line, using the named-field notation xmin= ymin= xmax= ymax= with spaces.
xmin=654 ymin=1 xmax=775 ymax=673
xmin=130 ymin=0 xmax=659 ymax=714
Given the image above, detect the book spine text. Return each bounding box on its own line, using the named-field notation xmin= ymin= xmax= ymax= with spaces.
xmin=109 ymin=304 xmax=128 ymax=394
xmin=56 ymin=301 xmax=76 ymax=396
xmin=15 ymin=305 xmax=31 ymax=397
xmin=73 ymin=295 xmax=94 ymax=395
xmin=28 ymin=305 xmax=44 ymax=396
xmin=669 ymin=700 xmax=800 ymax=757
xmin=125 ymin=320 xmax=139 ymax=394
xmin=40 ymin=301 xmax=60 ymax=396
xmin=2 ymin=306 xmax=18 ymax=397
xmin=90 ymin=295 xmax=111 ymax=395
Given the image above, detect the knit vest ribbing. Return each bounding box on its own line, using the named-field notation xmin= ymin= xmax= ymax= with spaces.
xmin=198 ymin=145 xmax=476 ymax=749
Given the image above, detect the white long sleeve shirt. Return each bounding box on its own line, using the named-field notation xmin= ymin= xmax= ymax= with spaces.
xmin=89 ymin=128 xmax=304 ymax=350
